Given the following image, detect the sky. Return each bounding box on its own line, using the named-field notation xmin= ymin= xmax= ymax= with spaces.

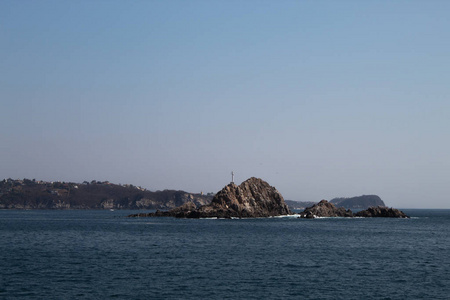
xmin=1 ymin=1 xmax=449 ymax=208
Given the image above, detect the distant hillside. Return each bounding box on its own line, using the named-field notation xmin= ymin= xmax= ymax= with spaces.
xmin=330 ymin=195 xmax=385 ymax=209
xmin=0 ymin=178 xmax=213 ymax=209
xmin=285 ymin=200 xmax=317 ymax=210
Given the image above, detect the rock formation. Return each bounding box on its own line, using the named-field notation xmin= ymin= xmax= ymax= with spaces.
xmin=355 ymin=206 xmax=409 ymax=218
xmin=299 ymin=200 xmax=353 ymax=218
xmin=129 ymin=177 xmax=292 ymax=218
xmin=298 ymin=201 xmax=409 ymax=219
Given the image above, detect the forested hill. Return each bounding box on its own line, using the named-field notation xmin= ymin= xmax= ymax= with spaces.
xmin=0 ymin=179 xmax=213 ymax=209
xmin=330 ymin=195 xmax=385 ymax=209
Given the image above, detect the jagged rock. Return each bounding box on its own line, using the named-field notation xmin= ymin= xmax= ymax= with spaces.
xmin=355 ymin=206 xmax=409 ymax=218
xmin=299 ymin=200 xmax=353 ymax=218
xmin=194 ymin=177 xmax=291 ymax=218
xmin=129 ymin=177 xmax=292 ymax=218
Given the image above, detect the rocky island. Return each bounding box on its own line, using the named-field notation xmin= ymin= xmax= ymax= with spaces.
xmin=354 ymin=206 xmax=409 ymax=218
xmin=298 ymin=200 xmax=409 ymax=219
xmin=129 ymin=177 xmax=292 ymax=218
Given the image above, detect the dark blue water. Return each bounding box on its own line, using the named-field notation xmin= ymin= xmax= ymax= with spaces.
xmin=1 ymin=209 xmax=449 ymax=299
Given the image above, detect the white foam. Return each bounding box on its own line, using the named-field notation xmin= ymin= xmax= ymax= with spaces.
xmin=274 ymin=214 xmax=301 ymax=218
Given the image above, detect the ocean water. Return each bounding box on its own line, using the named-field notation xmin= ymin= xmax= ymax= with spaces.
xmin=0 ymin=209 xmax=449 ymax=299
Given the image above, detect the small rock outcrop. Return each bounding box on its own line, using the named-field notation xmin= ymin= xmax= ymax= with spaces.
xmin=128 ymin=202 xmax=198 ymax=218
xmin=355 ymin=206 xmax=409 ymax=218
xmin=129 ymin=177 xmax=292 ymax=218
xmin=298 ymin=201 xmax=409 ymax=219
xmin=299 ymin=200 xmax=353 ymax=218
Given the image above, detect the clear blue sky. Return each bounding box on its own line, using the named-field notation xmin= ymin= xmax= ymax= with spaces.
xmin=1 ymin=1 xmax=449 ymax=208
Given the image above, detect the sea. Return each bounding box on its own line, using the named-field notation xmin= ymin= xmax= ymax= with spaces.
xmin=1 ymin=209 xmax=449 ymax=299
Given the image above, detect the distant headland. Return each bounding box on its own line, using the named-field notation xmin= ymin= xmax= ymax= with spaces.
xmin=0 ymin=178 xmax=212 ymax=210
xmin=286 ymin=195 xmax=386 ymax=210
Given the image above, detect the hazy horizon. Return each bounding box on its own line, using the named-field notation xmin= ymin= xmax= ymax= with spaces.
xmin=2 ymin=1 xmax=449 ymax=209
